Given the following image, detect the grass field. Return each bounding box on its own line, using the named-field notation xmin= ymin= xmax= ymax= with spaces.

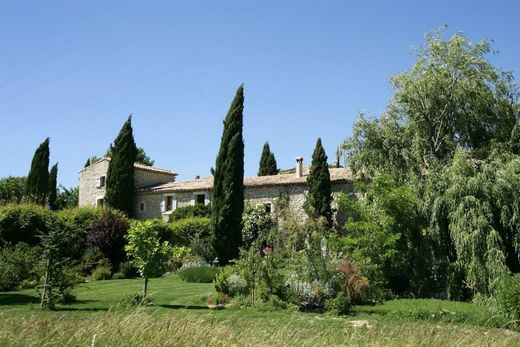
xmin=1 ymin=275 xmax=519 ymax=346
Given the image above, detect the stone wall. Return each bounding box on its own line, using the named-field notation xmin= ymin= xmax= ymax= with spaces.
xmin=134 ymin=171 xmax=174 ymax=189
xmin=134 ymin=193 xmax=164 ymax=220
xmin=78 ymin=159 xmax=109 ymax=207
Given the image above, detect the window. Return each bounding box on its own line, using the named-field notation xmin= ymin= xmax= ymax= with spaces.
xmin=166 ymin=196 xmax=173 ymax=211
xmin=196 ymin=193 xmax=205 ymax=205
xmin=140 ymin=203 xmax=145 ymax=211
xmin=96 ymin=198 xmax=104 ymax=207
xmin=264 ymin=203 xmax=272 ymax=214
xmin=96 ymin=176 xmax=106 ymax=188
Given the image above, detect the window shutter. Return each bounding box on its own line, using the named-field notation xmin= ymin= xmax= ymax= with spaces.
xmin=95 ymin=178 xmax=101 ymax=188
xmin=160 ymin=199 xmax=165 ymax=213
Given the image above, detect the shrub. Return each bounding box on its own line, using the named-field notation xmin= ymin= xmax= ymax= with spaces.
xmin=497 ymin=274 xmax=520 ymax=324
xmin=92 ymin=262 xmax=112 ymax=280
xmin=170 ymin=217 xmax=213 ymax=261
xmin=169 ymin=204 xmax=211 ymax=221
xmin=0 ymin=243 xmax=41 ymax=291
xmin=143 ymin=219 xmax=188 ymax=246
xmin=285 ymin=273 xmax=333 ymax=311
xmin=118 ymin=261 xmax=139 ymax=279
xmin=0 ymin=204 xmax=55 ymax=246
xmin=87 ymin=209 xmax=129 ymax=271
xmin=57 ymin=207 xmax=103 ymax=259
xmin=242 ymin=204 xmax=275 ymax=249
xmin=325 ymin=292 xmax=352 ymax=316
xmin=214 ymin=266 xmax=248 ymax=297
xmin=337 ymin=261 xmax=371 ymax=304
xmin=112 ymin=272 xmax=125 ymax=280
xmin=207 ymin=292 xmax=229 ymax=307
xmin=179 ymin=265 xmax=219 ymax=283
xmin=168 ymin=246 xmax=191 ymax=271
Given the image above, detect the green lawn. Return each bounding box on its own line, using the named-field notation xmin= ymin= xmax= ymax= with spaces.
xmin=1 ymin=275 xmax=519 ymax=346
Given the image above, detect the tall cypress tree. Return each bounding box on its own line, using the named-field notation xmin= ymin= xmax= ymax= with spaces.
xmin=306 ymin=138 xmax=333 ymax=227
xmin=105 ymin=116 xmax=137 ymax=217
xmin=258 ymin=142 xmax=278 ymax=176
xmin=211 ymin=85 xmax=245 ymax=265
xmin=26 ymin=138 xmax=50 ymax=205
xmin=48 ymin=163 xmax=58 ymax=210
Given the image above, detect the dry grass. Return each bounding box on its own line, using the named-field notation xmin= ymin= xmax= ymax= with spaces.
xmin=1 ymin=308 xmax=519 ymax=347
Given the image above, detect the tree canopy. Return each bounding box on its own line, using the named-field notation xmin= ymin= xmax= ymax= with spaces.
xmin=26 ymin=138 xmax=50 ymax=205
xmin=306 ymin=138 xmax=333 ymax=227
xmin=258 ymin=142 xmax=278 ymax=176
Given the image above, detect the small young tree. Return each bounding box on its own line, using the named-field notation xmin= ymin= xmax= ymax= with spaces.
xmin=86 ymin=209 xmax=129 ymax=271
xmin=258 ymin=142 xmax=278 ymax=176
xmin=125 ymin=220 xmax=172 ymax=297
xmin=306 ymin=138 xmax=333 ymax=227
xmin=48 ymin=163 xmax=58 ymax=211
xmin=26 ymin=138 xmax=50 ymax=205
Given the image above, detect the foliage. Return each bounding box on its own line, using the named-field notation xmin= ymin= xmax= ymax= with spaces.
xmin=106 ymin=145 xmax=155 ymax=166
xmin=92 ymin=260 xmax=112 ymax=280
xmin=178 ymin=265 xmax=219 ymax=283
xmin=105 ymin=116 xmax=137 ymax=217
xmin=117 ymin=261 xmax=139 ymax=279
xmin=336 ymin=261 xmax=370 ymax=304
xmin=55 ymin=185 xmax=79 ymax=210
xmin=48 ymin=163 xmax=58 ymax=210
xmin=497 ymin=274 xmax=520 ymax=325
xmin=207 ymin=292 xmax=230 ymax=306
xmin=306 ymin=138 xmax=333 ymax=227
xmin=168 ymin=245 xmax=191 ymax=270
xmin=169 ymin=204 xmax=211 ymax=221
xmin=0 ymin=203 xmax=55 ymax=246
xmin=0 ymin=243 xmax=40 ymax=291
xmin=211 ymin=85 xmax=245 ymax=265
xmin=125 ymin=220 xmax=173 ymax=296
xmin=26 ymin=138 xmax=50 ymax=205
xmin=258 ymin=142 xmax=279 ymax=176
xmin=325 ymin=291 xmax=351 ymax=316
xmin=168 ymin=217 xmax=211 ymax=245
xmin=0 ymin=176 xmax=27 ymax=205
xmin=242 ymin=204 xmax=275 ymax=249
xmin=57 ymin=207 xmax=103 ymax=260
xmin=38 ymin=218 xmax=78 ymax=309
xmin=86 ymin=209 xmax=129 ymax=271
xmin=214 ymin=266 xmax=248 ymax=297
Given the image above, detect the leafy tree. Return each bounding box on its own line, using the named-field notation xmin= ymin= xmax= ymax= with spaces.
xmin=26 ymin=138 xmax=50 ymax=205
xmin=55 ymin=186 xmax=79 ymax=210
xmin=125 ymin=220 xmax=173 ymax=297
xmin=258 ymin=142 xmax=278 ymax=176
xmin=0 ymin=176 xmax=27 ymax=204
xmin=86 ymin=209 xmax=129 ymax=271
xmin=211 ymin=85 xmax=245 ymax=265
xmin=105 ymin=116 xmax=137 ymax=217
xmin=106 ymin=145 xmax=154 ymax=166
xmin=306 ymin=138 xmax=333 ymax=227
xmin=0 ymin=204 xmax=55 ymax=247
xmin=48 ymin=163 xmax=58 ymax=211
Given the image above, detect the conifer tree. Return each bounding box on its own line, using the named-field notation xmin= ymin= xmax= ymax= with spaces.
xmin=306 ymin=138 xmax=333 ymax=227
xmin=84 ymin=158 xmax=91 ymax=168
xmin=211 ymin=85 xmax=245 ymax=265
xmin=26 ymin=138 xmax=50 ymax=205
xmin=48 ymin=163 xmax=58 ymax=211
xmin=105 ymin=116 xmax=137 ymax=217
xmin=258 ymin=142 xmax=278 ymax=176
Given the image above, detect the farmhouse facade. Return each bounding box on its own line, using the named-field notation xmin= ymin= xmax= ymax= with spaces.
xmin=79 ymin=157 xmax=353 ymax=221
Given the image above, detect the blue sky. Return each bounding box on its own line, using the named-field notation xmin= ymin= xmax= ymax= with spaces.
xmin=1 ymin=0 xmax=519 ymax=187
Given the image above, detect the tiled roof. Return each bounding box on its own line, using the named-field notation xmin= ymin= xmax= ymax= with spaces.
xmin=79 ymin=157 xmax=177 ymax=176
xmin=137 ymin=167 xmax=352 ymax=193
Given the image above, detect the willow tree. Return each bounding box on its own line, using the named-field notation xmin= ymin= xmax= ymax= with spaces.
xmin=211 ymin=85 xmax=245 ymax=265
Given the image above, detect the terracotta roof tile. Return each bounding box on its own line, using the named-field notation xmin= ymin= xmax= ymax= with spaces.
xmin=137 ymin=167 xmax=352 ymax=193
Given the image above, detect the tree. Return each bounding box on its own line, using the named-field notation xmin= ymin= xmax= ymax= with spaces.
xmin=55 ymin=186 xmax=79 ymax=210
xmin=48 ymin=163 xmax=58 ymax=211
xmin=306 ymin=138 xmax=333 ymax=227
xmin=86 ymin=209 xmax=129 ymax=272
xmin=104 ymin=116 xmax=137 ymax=217
xmin=0 ymin=176 xmax=27 ymax=204
xmin=211 ymin=85 xmax=245 ymax=265
xmin=26 ymin=138 xmax=50 ymax=205
xmin=106 ymin=145 xmax=154 ymax=166
xmin=258 ymin=142 xmax=278 ymax=176
xmin=125 ymin=220 xmax=172 ymax=297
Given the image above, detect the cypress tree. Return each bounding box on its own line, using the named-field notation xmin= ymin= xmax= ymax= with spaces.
xmin=26 ymin=138 xmax=50 ymax=205
xmin=105 ymin=116 xmax=137 ymax=217
xmin=306 ymin=138 xmax=333 ymax=227
xmin=84 ymin=158 xmax=91 ymax=168
xmin=258 ymin=142 xmax=278 ymax=176
xmin=211 ymin=85 xmax=245 ymax=265
xmin=48 ymin=163 xmax=58 ymax=210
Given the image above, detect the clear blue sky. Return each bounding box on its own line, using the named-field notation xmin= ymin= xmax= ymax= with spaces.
xmin=1 ymin=0 xmax=519 ymax=188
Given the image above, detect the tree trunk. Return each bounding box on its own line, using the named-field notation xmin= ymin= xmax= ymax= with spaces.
xmin=143 ymin=277 xmax=148 ymax=297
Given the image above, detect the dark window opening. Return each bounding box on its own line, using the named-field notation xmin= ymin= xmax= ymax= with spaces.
xmin=166 ymin=196 xmax=173 ymax=211
xmin=97 ymin=199 xmax=104 ymax=207
xmin=264 ymin=203 xmax=272 ymax=214
xmin=140 ymin=203 xmax=145 ymax=211
xmin=196 ymin=194 xmax=205 ymax=205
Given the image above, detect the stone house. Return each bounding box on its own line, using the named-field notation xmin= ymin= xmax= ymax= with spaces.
xmin=79 ymin=157 xmax=353 ymax=221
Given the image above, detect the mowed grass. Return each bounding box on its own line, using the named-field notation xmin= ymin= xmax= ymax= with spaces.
xmin=1 ymin=275 xmax=519 ymax=346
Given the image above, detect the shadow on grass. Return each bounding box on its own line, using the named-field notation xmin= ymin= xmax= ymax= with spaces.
xmin=0 ymin=293 xmax=40 ymax=305
xmin=158 ymin=304 xmax=212 ymax=310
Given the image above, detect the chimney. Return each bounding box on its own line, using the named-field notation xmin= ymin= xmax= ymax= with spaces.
xmin=296 ymin=157 xmax=303 ymax=178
